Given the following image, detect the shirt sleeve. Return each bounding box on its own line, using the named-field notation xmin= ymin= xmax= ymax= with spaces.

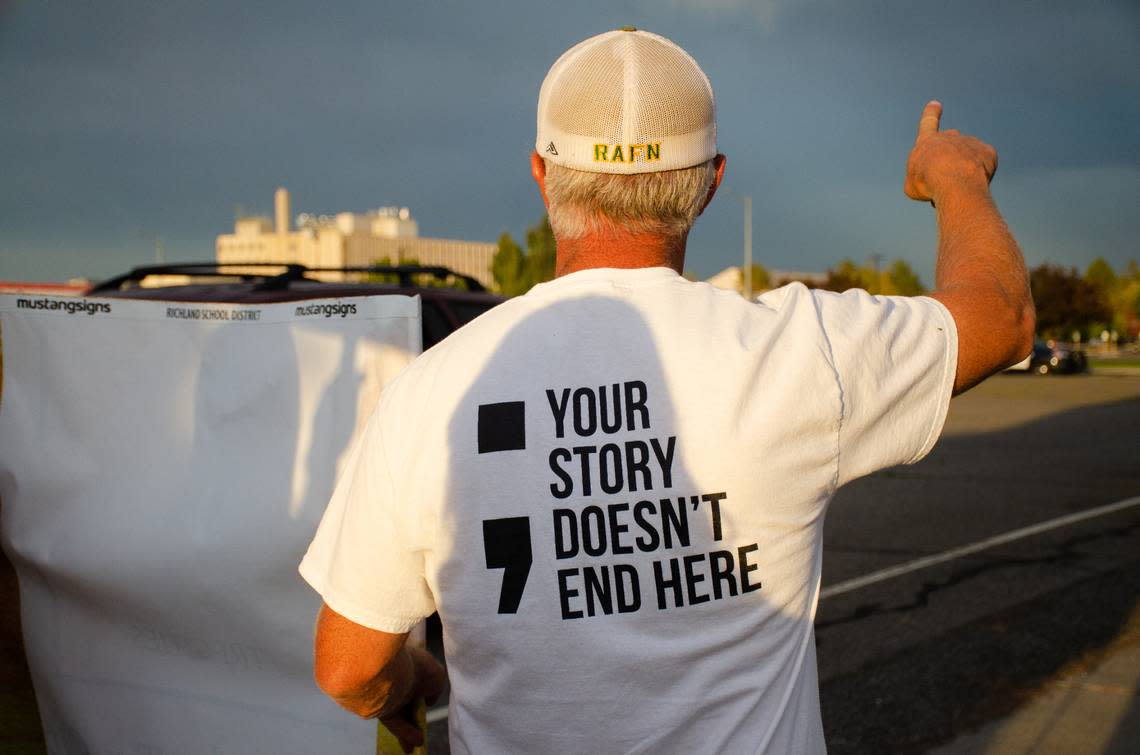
xmin=813 ymin=288 xmax=958 ymax=487
xmin=298 ymin=403 xmax=436 ymax=633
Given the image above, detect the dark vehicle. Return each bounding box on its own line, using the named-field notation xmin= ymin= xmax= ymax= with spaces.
xmin=89 ymin=262 xmax=504 ymax=348
xmin=1005 ymin=340 xmax=1087 ymax=375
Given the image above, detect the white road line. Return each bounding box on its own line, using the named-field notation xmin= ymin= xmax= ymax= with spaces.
xmin=425 ymin=494 xmax=1140 ymax=724
xmin=820 ymin=495 xmax=1140 ymax=600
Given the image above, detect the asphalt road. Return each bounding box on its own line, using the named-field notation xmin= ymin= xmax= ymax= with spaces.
xmin=3 ymin=373 xmax=1138 ymax=753
xmin=816 ymin=373 xmax=1140 ymax=753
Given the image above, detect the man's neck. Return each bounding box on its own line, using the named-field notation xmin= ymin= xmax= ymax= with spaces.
xmin=555 ymin=229 xmax=688 ymax=277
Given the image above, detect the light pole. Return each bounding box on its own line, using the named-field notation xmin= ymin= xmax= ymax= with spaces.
xmin=722 ymin=190 xmax=755 ymax=299
xmin=742 ymin=195 xmax=753 ymax=300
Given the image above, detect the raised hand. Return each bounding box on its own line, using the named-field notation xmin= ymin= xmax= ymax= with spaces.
xmin=904 ymin=101 xmax=998 ymax=203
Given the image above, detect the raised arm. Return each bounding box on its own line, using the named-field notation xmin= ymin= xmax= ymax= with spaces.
xmin=905 ymin=101 xmax=1035 ymax=395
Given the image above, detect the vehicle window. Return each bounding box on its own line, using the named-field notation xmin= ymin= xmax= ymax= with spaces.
xmin=421 ymin=301 xmax=452 ymax=349
xmin=447 ymin=300 xmax=496 ymax=326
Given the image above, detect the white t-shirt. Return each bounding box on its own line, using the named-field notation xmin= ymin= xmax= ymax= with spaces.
xmin=300 ymin=267 xmax=957 ymax=754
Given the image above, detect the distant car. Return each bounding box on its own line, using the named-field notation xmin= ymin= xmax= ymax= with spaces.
xmin=1006 ymin=341 xmax=1087 ymax=375
xmin=88 ymin=262 xmax=505 ymax=349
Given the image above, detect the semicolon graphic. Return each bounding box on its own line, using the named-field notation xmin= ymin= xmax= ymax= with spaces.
xmin=482 ymin=517 xmax=533 ymax=614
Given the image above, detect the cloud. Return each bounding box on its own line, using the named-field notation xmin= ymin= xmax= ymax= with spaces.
xmin=657 ymin=0 xmax=784 ymax=28
xmin=994 ymin=164 xmax=1140 ymax=271
xmin=1 ymin=0 xmax=1137 ymax=284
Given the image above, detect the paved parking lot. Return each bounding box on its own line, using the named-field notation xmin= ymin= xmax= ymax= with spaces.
xmin=3 ymin=372 xmax=1138 ymax=753
xmin=817 ymin=373 xmax=1140 ymax=753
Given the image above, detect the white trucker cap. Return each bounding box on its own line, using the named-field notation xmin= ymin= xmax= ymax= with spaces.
xmin=536 ymin=27 xmax=716 ymax=174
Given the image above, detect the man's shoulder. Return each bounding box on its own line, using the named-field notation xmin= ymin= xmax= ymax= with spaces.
xmin=760 ymin=283 xmax=945 ymax=322
xmin=755 ymin=280 xmax=812 ymax=308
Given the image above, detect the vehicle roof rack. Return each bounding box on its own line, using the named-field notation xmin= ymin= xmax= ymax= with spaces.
xmin=314 ymin=265 xmax=486 ymax=292
xmin=89 ymin=262 xmax=486 ymax=294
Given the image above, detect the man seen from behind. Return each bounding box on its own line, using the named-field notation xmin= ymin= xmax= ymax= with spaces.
xmin=300 ymin=28 xmax=1034 ymax=754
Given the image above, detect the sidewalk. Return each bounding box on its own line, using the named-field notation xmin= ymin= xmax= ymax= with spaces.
xmin=930 ymin=603 xmax=1140 ymax=755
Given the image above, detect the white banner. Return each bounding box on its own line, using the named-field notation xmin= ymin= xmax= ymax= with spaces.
xmin=0 ymin=294 xmax=422 ymax=754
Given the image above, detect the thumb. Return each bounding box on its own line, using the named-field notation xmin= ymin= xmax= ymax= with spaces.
xmin=916 ymin=100 xmax=942 ymax=143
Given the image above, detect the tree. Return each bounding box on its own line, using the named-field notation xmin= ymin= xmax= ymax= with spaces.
xmin=1100 ymin=259 xmax=1140 ymax=340
xmin=368 ymin=255 xmax=469 ymax=289
xmin=820 ymin=258 xmax=925 ymax=295
xmin=492 ymin=233 xmax=528 ymax=297
xmin=883 ymin=259 xmax=926 ymax=296
xmin=1085 ymin=257 xmax=1116 ymax=295
xmin=746 ymin=264 xmax=770 ymax=292
xmin=492 ymin=214 xmax=558 ymax=297
xmin=821 ymin=259 xmax=869 ymax=292
xmin=1118 ymin=275 xmax=1140 ymax=340
xmin=1030 ymin=264 xmax=1112 ymax=340
xmin=1082 ymin=257 xmax=1118 ymax=339
xmin=366 ymin=255 xmax=401 ymax=285
xmin=524 ymin=215 xmax=557 ymax=287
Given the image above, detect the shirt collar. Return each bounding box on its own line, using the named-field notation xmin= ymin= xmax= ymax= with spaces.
xmin=527 ymin=267 xmax=682 ymax=296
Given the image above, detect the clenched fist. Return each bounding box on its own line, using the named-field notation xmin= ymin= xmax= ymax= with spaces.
xmin=904 ymin=101 xmax=998 ymax=203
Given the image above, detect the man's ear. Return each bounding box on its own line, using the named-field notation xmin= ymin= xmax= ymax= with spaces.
xmin=531 ymin=151 xmax=550 ymax=208
xmin=698 ymin=154 xmax=727 ymax=215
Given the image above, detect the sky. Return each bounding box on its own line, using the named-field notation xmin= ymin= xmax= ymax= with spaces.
xmin=1 ymin=0 xmax=1137 ymax=285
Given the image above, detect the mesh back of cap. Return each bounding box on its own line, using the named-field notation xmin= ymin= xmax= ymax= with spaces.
xmin=537 ymin=30 xmax=716 ymax=174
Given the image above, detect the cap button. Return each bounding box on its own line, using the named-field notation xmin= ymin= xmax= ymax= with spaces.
xmin=619 ymin=26 xmax=638 ymax=32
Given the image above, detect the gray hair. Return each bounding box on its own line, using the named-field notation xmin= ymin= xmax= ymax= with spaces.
xmin=543 ymin=158 xmax=717 ymax=240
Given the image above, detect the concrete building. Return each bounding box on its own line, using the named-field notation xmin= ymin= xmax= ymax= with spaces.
xmin=216 ymin=188 xmax=497 ymax=288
